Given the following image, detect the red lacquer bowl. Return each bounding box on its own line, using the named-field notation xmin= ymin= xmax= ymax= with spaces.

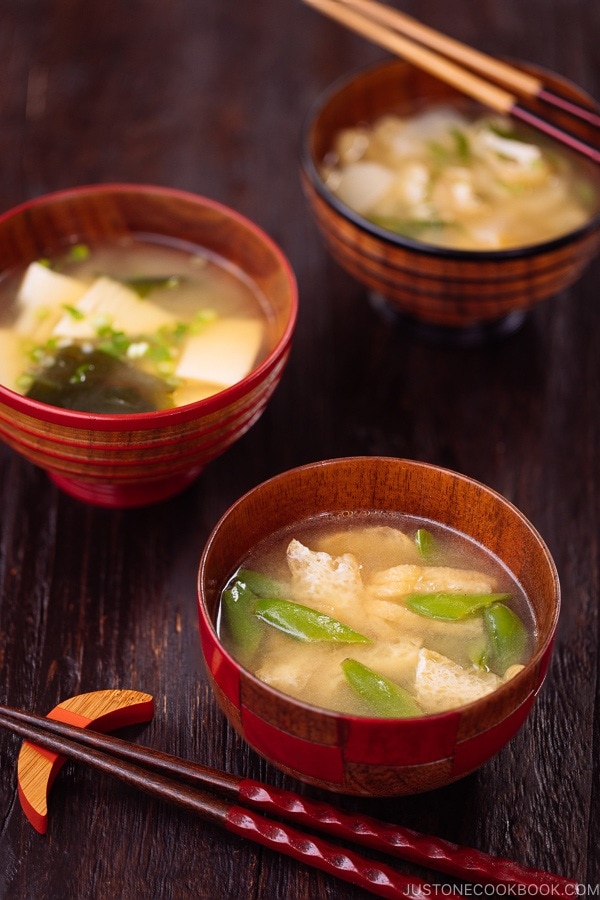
xmin=301 ymin=58 xmax=600 ymax=344
xmin=0 ymin=184 xmax=297 ymax=507
xmin=198 ymin=456 xmax=560 ymax=796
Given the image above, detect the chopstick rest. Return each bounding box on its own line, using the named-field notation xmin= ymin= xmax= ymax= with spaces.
xmin=1 ymin=701 xmax=578 ymax=898
xmin=16 ymin=689 xmax=154 ymax=834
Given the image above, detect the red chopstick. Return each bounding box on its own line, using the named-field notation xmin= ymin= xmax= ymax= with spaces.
xmin=0 ymin=704 xmax=577 ymax=897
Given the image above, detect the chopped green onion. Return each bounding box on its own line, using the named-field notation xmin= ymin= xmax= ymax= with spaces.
xmin=62 ymin=304 xmax=85 ymax=320
xmin=122 ymin=275 xmax=183 ymax=298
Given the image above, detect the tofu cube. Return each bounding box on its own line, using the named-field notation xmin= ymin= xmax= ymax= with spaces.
xmin=175 ymin=318 xmax=263 ymax=388
xmin=52 ymin=276 xmax=176 ymax=339
xmin=15 ymin=262 xmax=88 ymax=343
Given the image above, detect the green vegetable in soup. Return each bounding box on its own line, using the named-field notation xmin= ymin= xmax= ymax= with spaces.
xmin=254 ymin=598 xmax=370 ymax=644
xmin=467 ymin=636 xmax=490 ymax=671
xmin=483 ymin=602 xmax=528 ymax=672
xmin=222 ymin=581 xmax=264 ymax=660
xmin=367 ymin=215 xmax=450 ymax=240
xmin=236 ymin=568 xmax=287 ymax=600
xmin=121 ymin=275 xmax=184 ymax=298
xmin=25 ymin=345 xmax=175 ymax=413
xmin=415 ymin=528 xmax=435 ymax=558
xmin=405 ymin=592 xmax=512 ymax=620
xmin=341 ymin=658 xmax=422 ymax=718
xmin=67 ymin=243 xmax=90 ymax=262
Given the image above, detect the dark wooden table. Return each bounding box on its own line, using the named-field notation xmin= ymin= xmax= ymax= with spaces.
xmin=1 ymin=1 xmax=599 ymax=897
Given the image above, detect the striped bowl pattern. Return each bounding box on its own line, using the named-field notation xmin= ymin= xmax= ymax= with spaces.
xmin=197 ymin=457 xmax=560 ymax=796
xmin=0 ymin=184 xmax=297 ymax=507
xmin=301 ymin=59 xmax=600 ymax=333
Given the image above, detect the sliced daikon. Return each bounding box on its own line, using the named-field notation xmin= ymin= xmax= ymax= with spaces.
xmin=175 ymin=318 xmax=263 ymax=387
xmin=52 ymin=276 xmax=176 ymax=340
xmin=334 ymin=161 xmax=395 ymax=215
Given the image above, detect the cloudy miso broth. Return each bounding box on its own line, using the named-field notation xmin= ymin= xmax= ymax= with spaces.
xmin=217 ymin=512 xmax=535 ymax=717
xmin=0 ymin=235 xmax=273 ymax=412
xmin=322 ymin=106 xmax=599 ymax=250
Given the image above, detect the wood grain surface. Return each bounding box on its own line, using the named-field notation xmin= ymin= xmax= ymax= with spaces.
xmin=0 ymin=1 xmax=599 ymax=898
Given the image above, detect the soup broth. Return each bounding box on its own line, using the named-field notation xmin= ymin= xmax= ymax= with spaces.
xmin=217 ymin=512 xmax=535 ymax=718
xmin=322 ymin=105 xmax=599 ymax=250
xmin=0 ymin=235 xmax=273 ymax=413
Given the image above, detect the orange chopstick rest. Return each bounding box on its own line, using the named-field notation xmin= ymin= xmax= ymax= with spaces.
xmin=17 ymin=689 xmax=154 ymax=833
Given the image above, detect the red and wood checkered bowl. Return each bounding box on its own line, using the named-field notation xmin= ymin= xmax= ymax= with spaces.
xmin=0 ymin=184 xmax=297 ymax=507
xmin=301 ymin=58 xmax=600 ymax=343
xmin=197 ymin=456 xmax=560 ymax=796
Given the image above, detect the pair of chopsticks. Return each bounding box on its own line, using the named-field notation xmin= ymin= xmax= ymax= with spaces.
xmin=303 ymin=0 xmax=600 ymax=165
xmin=0 ymin=704 xmax=577 ymax=899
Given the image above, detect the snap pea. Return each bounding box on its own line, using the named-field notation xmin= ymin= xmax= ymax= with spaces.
xmin=483 ymin=602 xmax=528 ymax=672
xmin=415 ymin=528 xmax=435 ymax=558
xmin=405 ymin=591 xmax=512 ymax=621
xmin=468 ymin=638 xmax=490 ymax=671
xmin=341 ymin=658 xmax=422 ymax=718
xmin=236 ymin=568 xmax=286 ymax=600
xmin=222 ymin=581 xmax=263 ymax=659
xmin=254 ymin=598 xmax=370 ymax=644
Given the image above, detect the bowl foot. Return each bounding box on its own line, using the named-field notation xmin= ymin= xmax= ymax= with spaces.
xmin=369 ymin=292 xmax=528 ymax=346
xmin=48 ymin=467 xmax=204 ymax=508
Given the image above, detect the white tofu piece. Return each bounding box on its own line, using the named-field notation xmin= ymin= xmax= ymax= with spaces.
xmin=0 ymin=329 xmax=26 ymax=392
xmin=414 ymin=648 xmax=501 ymax=714
xmin=175 ymin=318 xmax=263 ymax=388
xmin=367 ymin=564 xmax=497 ymax=600
xmin=14 ymin=262 xmax=88 ymax=343
xmin=52 ymin=276 xmax=176 ymax=339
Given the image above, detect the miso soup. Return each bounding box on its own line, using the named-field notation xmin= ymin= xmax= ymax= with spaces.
xmin=322 ymin=106 xmax=599 ymax=250
xmin=217 ymin=512 xmax=535 ymax=718
xmin=0 ymin=236 xmax=274 ymax=413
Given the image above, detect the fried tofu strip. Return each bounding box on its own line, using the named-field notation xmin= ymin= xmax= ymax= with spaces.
xmin=367 ymin=564 xmax=497 ymax=600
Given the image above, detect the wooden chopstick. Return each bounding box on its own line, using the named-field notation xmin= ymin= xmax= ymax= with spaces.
xmin=0 ymin=707 xmax=431 ymax=899
xmin=303 ymin=0 xmax=600 ymax=165
xmin=0 ymin=704 xmax=577 ymax=898
xmin=340 ymin=0 xmax=600 ymax=129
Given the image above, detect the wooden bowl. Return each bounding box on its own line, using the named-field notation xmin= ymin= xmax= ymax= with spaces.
xmin=0 ymin=184 xmax=297 ymax=507
xmin=301 ymin=58 xmax=600 ymax=343
xmin=197 ymin=456 xmax=560 ymax=796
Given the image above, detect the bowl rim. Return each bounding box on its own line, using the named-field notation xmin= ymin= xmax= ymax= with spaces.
xmin=300 ymin=56 xmax=600 ymax=261
xmin=0 ymin=182 xmax=298 ymax=430
xmin=198 ymin=454 xmax=561 ymax=726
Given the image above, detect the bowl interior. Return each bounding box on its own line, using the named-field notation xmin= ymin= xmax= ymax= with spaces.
xmin=303 ymin=57 xmax=600 ymax=250
xmin=0 ymin=184 xmax=296 ymax=359
xmin=200 ymin=456 xmax=559 ymax=672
